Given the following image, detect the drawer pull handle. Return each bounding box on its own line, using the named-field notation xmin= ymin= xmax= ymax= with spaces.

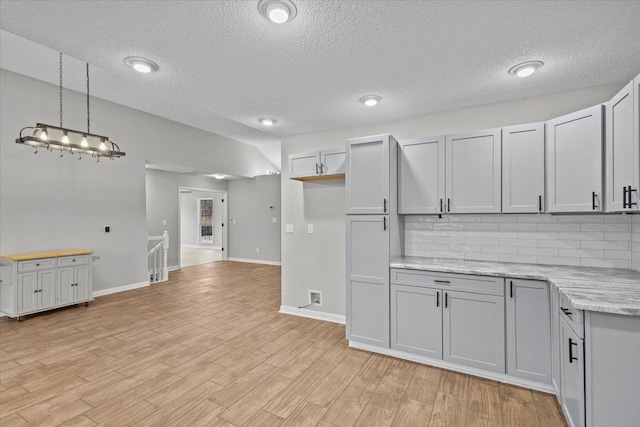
xmin=569 ymin=338 xmax=578 ymax=363
xmin=510 ymin=281 xmax=513 ymax=298
xmin=444 ymin=292 xmax=448 ymax=308
xmin=434 ymin=280 xmax=450 ymax=284
xmin=36 ymin=263 xmax=40 ymax=266
xmin=72 ymin=259 xmax=76 ymax=262
xmin=436 ymin=292 xmax=440 ymax=307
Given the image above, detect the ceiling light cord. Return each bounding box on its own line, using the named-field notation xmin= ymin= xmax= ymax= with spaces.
xmin=59 ymin=52 xmax=63 ymax=128
xmin=86 ymin=63 xmax=90 ymax=134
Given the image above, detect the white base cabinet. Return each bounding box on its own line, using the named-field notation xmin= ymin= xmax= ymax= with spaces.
xmin=559 ymin=315 xmax=585 ymax=427
xmin=0 ymin=251 xmax=93 ymax=320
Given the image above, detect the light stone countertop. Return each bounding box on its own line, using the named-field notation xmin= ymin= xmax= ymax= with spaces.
xmin=391 ymin=256 xmax=640 ymax=316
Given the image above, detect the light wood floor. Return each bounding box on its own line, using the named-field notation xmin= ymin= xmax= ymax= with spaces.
xmin=0 ymin=261 xmax=567 ymax=427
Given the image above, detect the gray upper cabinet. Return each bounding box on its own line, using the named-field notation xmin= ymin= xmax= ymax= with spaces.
xmin=445 ymin=129 xmax=502 ymax=213
xmin=346 ymin=215 xmax=390 ymax=347
xmin=606 ymin=81 xmax=637 ymax=212
xmin=547 ymin=105 xmax=604 ymax=213
xmin=502 ymin=123 xmax=546 ymax=213
xmin=506 ymin=279 xmax=552 ymax=384
xmin=346 ymin=134 xmax=394 ymax=214
xmin=289 ymin=149 xmax=345 ymax=181
xmin=398 ymin=137 xmax=445 ymax=214
xmin=442 ymin=290 xmax=505 ymax=373
xmin=391 ymin=284 xmax=442 ymax=358
xmin=559 ymin=316 xmax=585 ymax=427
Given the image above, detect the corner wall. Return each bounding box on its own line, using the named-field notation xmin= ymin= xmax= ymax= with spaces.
xmin=228 ymin=175 xmax=281 ymax=264
xmin=281 ymin=82 xmax=626 ymax=317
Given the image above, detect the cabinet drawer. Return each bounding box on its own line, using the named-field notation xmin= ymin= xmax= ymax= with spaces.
xmin=58 ymin=255 xmax=89 ymax=267
xmin=18 ymin=258 xmax=56 ymax=272
xmin=391 ymin=269 xmax=504 ymax=296
xmin=559 ymin=293 xmax=584 ymax=339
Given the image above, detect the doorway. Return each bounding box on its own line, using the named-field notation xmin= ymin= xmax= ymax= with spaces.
xmin=178 ymin=187 xmax=228 ymax=268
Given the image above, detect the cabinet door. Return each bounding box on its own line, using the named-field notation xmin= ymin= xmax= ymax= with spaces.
xmin=559 ymin=317 xmax=585 ymax=427
xmin=38 ymin=270 xmax=56 ymax=310
xmin=506 ymin=279 xmax=551 ymax=384
xmin=289 ymin=151 xmax=320 ymax=179
xmin=443 ymin=291 xmax=505 ymax=373
xmin=391 ymin=284 xmax=442 ymax=358
xmin=74 ymin=265 xmax=90 ymax=301
xmin=635 ymin=74 xmax=640 ymax=202
xmin=547 ymin=105 xmax=604 ymax=212
xmin=398 ymin=137 xmax=445 ymax=214
xmin=502 ymin=123 xmax=545 ymax=213
xmin=606 ymin=81 xmax=637 ymax=212
xmin=17 ymin=272 xmax=38 ymax=314
xmin=320 ymin=149 xmax=346 ymax=176
xmin=346 ymin=135 xmax=390 ymax=214
xmin=58 ymin=266 xmax=75 ymax=306
xmin=445 ymin=129 xmax=501 ymax=213
xmin=346 ymin=215 xmax=389 ymax=347
xmin=551 ymin=287 xmax=562 ymax=399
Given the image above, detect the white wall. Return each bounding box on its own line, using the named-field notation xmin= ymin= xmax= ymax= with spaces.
xmin=1 ymin=69 xmax=273 ymax=292
xmin=228 ymin=175 xmax=281 ymax=263
xmin=281 ymin=82 xmax=626 ymax=317
xmin=180 ymin=191 xmax=224 ymax=248
xmin=145 ymin=169 xmax=227 ymax=268
xmin=633 ymin=215 xmax=640 ymax=271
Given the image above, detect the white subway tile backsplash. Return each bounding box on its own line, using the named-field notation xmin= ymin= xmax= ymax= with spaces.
xmin=404 ymin=214 xmax=634 ymax=270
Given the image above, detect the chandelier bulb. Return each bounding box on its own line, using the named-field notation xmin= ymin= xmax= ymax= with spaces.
xmin=61 ymin=131 xmax=70 ymax=144
xmin=40 ymin=128 xmax=48 ymax=141
xmin=81 ymin=135 xmax=89 ymax=148
xmin=99 ymin=138 xmax=107 ymax=151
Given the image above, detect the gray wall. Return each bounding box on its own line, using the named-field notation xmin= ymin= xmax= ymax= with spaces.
xmin=180 ymin=191 xmax=224 ymax=248
xmin=228 ymin=175 xmax=281 ymax=263
xmin=281 ymin=82 xmax=626 ymax=317
xmin=1 ymin=69 xmax=273 ymax=292
xmin=633 ymin=216 xmax=640 ymax=271
xmin=145 ymin=169 xmax=227 ymax=268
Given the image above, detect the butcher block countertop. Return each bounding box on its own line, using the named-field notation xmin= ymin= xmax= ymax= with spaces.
xmin=1 ymin=250 xmax=94 ymax=262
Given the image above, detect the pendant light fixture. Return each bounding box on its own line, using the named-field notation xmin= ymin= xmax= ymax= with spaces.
xmin=15 ymin=52 xmax=125 ymax=160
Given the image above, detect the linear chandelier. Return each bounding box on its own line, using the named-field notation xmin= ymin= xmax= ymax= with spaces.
xmin=15 ymin=53 xmax=125 ymax=161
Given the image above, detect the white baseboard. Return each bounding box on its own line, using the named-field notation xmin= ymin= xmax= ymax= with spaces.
xmin=349 ymin=341 xmax=555 ymax=394
xmin=92 ymin=280 xmax=150 ymax=298
xmin=168 ymin=265 xmax=180 ymax=272
xmin=279 ymin=305 xmax=345 ymax=324
xmin=228 ymin=257 xmax=281 ymax=266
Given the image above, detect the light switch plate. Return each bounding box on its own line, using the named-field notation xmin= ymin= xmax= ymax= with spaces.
xmin=162 ymin=219 xmax=167 ymax=226
xmin=308 ymin=224 xmax=314 ymax=234
xmin=272 ymin=217 xmax=277 ymax=224
xmin=285 ymin=224 xmax=294 ymax=233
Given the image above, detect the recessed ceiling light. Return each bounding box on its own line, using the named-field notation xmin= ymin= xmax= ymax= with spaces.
xmin=258 ymin=0 xmax=297 ymax=24
xmin=508 ymin=61 xmax=544 ymax=78
xmin=124 ymin=56 xmax=159 ymax=74
xmin=259 ymin=117 xmax=277 ymax=126
xmin=359 ymin=95 xmax=382 ymax=107
xmin=213 ymin=174 xmax=226 ymax=180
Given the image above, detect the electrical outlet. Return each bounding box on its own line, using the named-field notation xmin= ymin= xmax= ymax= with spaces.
xmin=256 ymin=247 xmax=260 ymax=253
xmin=309 ymin=290 xmax=322 ymax=307
xmin=272 ymin=217 xmax=277 ymax=224
xmin=285 ymin=224 xmax=293 ymax=233
xmin=308 ymin=224 xmax=314 ymax=234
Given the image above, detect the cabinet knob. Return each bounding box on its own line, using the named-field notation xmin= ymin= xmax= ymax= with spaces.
xmin=36 ymin=263 xmax=40 ymax=266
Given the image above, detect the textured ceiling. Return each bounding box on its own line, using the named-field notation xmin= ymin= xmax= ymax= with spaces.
xmin=2 ymin=0 xmax=640 ymax=143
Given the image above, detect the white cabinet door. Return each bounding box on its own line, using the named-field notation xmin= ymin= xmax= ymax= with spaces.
xmin=39 ymin=270 xmax=56 ymax=310
xmin=445 ymin=129 xmax=501 ymax=213
xmin=502 ymin=123 xmax=545 ymax=213
xmin=75 ymin=265 xmax=90 ymax=301
xmin=391 ymin=284 xmax=442 ymax=359
xmin=443 ymin=291 xmax=505 ymax=373
xmin=17 ymin=272 xmax=38 ymax=314
xmin=551 ymin=287 xmax=562 ymax=399
xmin=606 ymin=81 xmax=637 ymax=212
xmin=547 ymin=105 xmax=604 ymax=212
xmin=346 ymin=135 xmax=390 ymax=214
xmin=559 ymin=317 xmax=585 ymax=427
xmin=506 ymin=279 xmax=551 ymax=384
xmin=320 ymin=149 xmax=346 ymax=176
xmin=346 ymin=215 xmax=389 ymax=347
xmin=398 ymin=137 xmax=445 ymax=214
xmin=289 ymin=151 xmax=320 ymax=179
xmin=58 ymin=266 xmax=75 ymax=305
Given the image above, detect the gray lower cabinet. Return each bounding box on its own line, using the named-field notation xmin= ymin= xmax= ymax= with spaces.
xmin=550 ymin=287 xmax=562 ymax=398
xmin=559 ymin=316 xmax=585 ymax=427
xmin=506 ymin=279 xmax=552 ymax=384
xmin=391 ymin=284 xmax=442 ymax=358
xmin=443 ymin=290 xmax=505 ymax=373
xmin=346 ymin=215 xmax=389 ymax=347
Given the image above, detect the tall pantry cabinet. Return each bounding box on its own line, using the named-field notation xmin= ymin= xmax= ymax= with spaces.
xmin=345 ymin=134 xmax=403 ymax=348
